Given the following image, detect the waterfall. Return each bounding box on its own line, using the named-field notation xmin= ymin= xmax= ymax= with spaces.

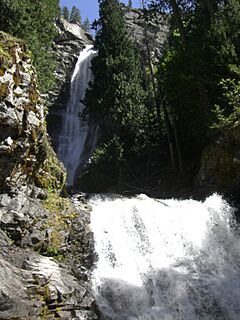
xmin=90 ymin=193 xmax=240 ymax=320
xmin=57 ymin=45 xmax=97 ymax=185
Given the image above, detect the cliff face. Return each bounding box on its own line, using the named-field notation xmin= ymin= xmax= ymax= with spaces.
xmin=0 ymin=31 xmax=65 ymax=194
xmin=124 ymin=8 xmax=169 ymax=59
xmin=0 ymin=32 xmax=98 ymax=320
xmin=47 ymin=18 xmax=93 ymax=152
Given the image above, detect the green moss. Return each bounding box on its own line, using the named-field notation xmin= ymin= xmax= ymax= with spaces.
xmin=0 ymin=41 xmax=11 ymax=67
xmin=13 ymin=67 xmax=23 ymax=86
xmin=37 ymin=192 xmax=78 ymax=260
xmin=0 ymin=83 xmax=9 ymax=99
xmin=32 ymin=134 xmax=66 ymax=193
xmin=0 ymin=32 xmax=27 ymax=69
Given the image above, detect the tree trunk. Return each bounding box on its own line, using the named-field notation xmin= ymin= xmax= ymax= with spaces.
xmin=203 ymin=0 xmax=217 ymax=18
xmin=169 ymin=0 xmax=187 ymax=47
xmin=141 ymin=0 xmax=176 ymax=169
xmin=198 ymin=83 xmax=210 ymax=116
xmin=159 ymin=86 xmax=177 ymax=170
xmin=172 ymin=116 xmax=184 ymax=172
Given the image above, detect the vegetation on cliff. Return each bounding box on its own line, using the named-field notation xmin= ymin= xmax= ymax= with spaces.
xmin=0 ymin=32 xmax=98 ymax=319
xmin=0 ymin=31 xmax=66 ymax=194
xmin=0 ymin=0 xmax=60 ymax=91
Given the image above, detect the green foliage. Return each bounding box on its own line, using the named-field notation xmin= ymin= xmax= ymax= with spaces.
xmin=62 ymin=6 xmax=70 ymax=21
xmin=83 ymin=0 xmax=146 ymax=139
xmin=83 ymin=17 xmax=91 ymax=33
xmin=82 ymin=0 xmax=239 ymax=188
xmin=128 ymin=0 xmax=133 ymax=8
xmin=0 ymin=0 xmax=60 ymax=91
xmin=146 ymin=0 xmax=240 ymax=165
xmin=211 ymin=79 xmax=240 ymax=132
xmin=40 ymin=192 xmax=77 ymax=260
xmin=81 ymin=0 xmax=148 ymax=189
xmin=80 ymin=136 xmax=125 ymax=191
xmin=70 ymin=6 xmax=82 ymax=24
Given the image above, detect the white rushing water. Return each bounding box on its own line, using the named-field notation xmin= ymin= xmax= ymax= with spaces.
xmin=57 ymin=45 xmax=97 ymax=185
xmin=90 ymin=193 xmax=240 ymax=320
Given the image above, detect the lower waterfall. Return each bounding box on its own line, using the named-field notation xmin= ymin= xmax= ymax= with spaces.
xmin=89 ymin=193 xmax=240 ymax=320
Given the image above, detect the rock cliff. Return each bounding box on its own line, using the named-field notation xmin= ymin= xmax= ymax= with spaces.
xmin=124 ymin=7 xmax=169 ymax=58
xmin=0 ymin=32 xmax=98 ymax=319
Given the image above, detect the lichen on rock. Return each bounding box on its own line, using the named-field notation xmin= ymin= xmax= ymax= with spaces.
xmin=0 ymin=31 xmax=66 ymax=194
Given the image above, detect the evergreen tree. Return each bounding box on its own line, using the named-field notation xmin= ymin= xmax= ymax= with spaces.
xmin=70 ymin=6 xmax=82 ymax=24
xmin=84 ymin=0 xmax=145 ymax=138
xmin=83 ymin=17 xmax=91 ymax=33
xmin=147 ymin=0 xmax=240 ymax=167
xmin=62 ymin=6 xmax=70 ymax=21
xmin=128 ymin=0 xmax=133 ymax=8
xmin=0 ymin=0 xmax=60 ymax=91
xmin=82 ymin=0 xmax=146 ymax=188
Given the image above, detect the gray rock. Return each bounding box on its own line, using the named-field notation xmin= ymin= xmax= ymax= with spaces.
xmin=124 ymin=8 xmax=169 ymax=59
xmin=0 ymin=33 xmax=99 ymax=319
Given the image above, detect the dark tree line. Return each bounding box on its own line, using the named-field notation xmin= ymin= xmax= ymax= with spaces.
xmin=81 ymin=0 xmax=240 ymax=192
xmin=147 ymin=0 xmax=240 ymax=171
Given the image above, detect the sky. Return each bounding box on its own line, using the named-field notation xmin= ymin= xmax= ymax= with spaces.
xmin=60 ymin=0 xmax=141 ymax=23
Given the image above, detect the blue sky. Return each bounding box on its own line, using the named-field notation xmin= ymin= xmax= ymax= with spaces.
xmin=60 ymin=0 xmax=141 ymax=23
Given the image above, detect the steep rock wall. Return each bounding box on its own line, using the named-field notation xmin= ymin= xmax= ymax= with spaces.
xmin=124 ymin=7 xmax=169 ymax=59
xmin=0 ymin=31 xmax=65 ymax=194
xmin=0 ymin=32 xmax=98 ymax=320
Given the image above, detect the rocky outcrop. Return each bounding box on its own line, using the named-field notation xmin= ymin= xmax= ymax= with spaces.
xmin=196 ymin=122 xmax=240 ymax=197
xmin=47 ymin=18 xmax=93 ymax=151
xmin=124 ymin=7 xmax=169 ymax=59
xmin=0 ymin=32 xmax=98 ymax=319
xmin=0 ymin=31 xmax=65 ymax=194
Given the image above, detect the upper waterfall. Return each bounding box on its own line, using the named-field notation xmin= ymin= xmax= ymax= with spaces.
xmin=57 ymin=45 xmax=97 ymax=186
xmin=90 ymin=193 xmax=240 ymax=320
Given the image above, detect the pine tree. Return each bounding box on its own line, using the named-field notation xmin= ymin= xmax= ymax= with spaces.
xmin=83 ymin=17 xmax=91 ymax=33
xmin=62 ymin=6 xmax=69 ymax=21
xmin=70 ymin=6 xmax=81 ymax=24
xmin=0 ymin=0 xmax=60 ymax=91
xmin=84 ymin=0 xmax=146 ymax=140
xmin=82 ymin=0 xmax=146 ymax=188
xmin=147 ymin=0 xmax=240 ymax=166
xmin=128 ymin=0 xmax=133 ymax=8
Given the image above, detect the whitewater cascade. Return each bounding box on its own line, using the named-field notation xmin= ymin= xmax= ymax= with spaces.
xmin=57 ymin=45 xmax=97 ymax=185
xmin=90 ymin=193 xmax=240 ymax=320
